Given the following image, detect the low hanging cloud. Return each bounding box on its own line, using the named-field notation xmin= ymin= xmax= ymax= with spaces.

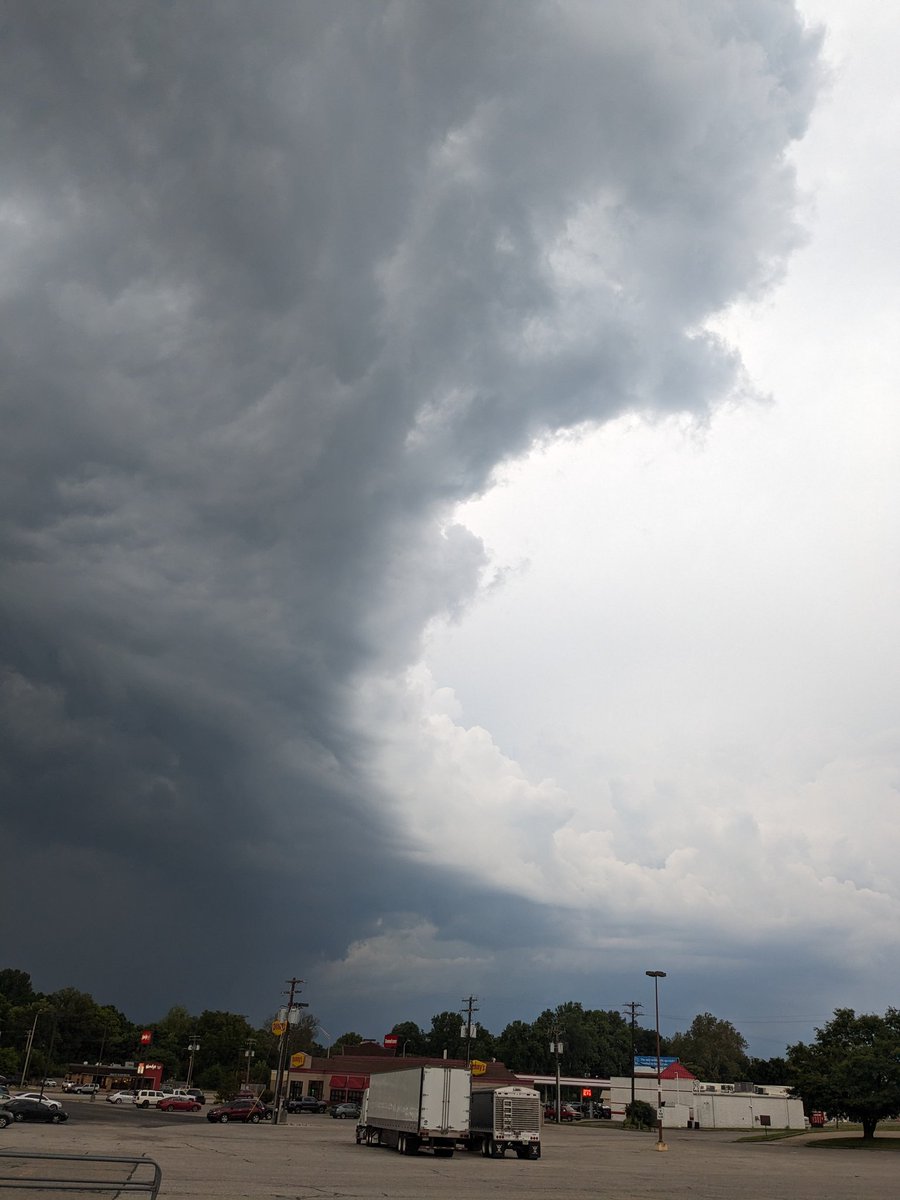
xmin=0 ymin=1 xmax=824 ymax=1023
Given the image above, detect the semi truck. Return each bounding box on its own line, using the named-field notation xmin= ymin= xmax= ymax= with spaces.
xmin=355 ymin=1066 xmax=470 ymax=1157
xmin=467 ymin=1084 xmax=541 ymax=1158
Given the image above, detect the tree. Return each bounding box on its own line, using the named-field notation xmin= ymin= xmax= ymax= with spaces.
xmin=388 ymin=1021 xmax=427 ymax=1057
xmin=495 ymin=1020 xmax=544 ymax=1072
xmin=787 ymin=1008 xmax=900 ymax=1140
xmin=426 ymin=1012 xmax=466 ymax=1060
xmin=191 ymin=1010 xmax=257 ymax=1087
xmin=331 ymin=1031 xmax=364 ymax=1054
xmin=149 ymin=1006 xmax=195 ymax=1080
xmin=747 ymin=1056 xmax=788 ymax=1085
xmin=583 ymin=1009 xmax=634 ymax=1077
xmin=0 ymin=969 xmax=36 ymax=1007
xmin=668 ymin=1013 xmax=749 ymax=1082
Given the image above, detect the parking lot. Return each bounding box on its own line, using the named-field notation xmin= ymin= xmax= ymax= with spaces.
xmin=2 ymin=1096 xmax=899 ymax=1199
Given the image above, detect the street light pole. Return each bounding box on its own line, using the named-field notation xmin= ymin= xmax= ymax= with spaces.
xmin=645 ymin=971 xmax=668 ymax=1152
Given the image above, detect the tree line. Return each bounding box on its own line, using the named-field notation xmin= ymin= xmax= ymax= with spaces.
xmin=4 ymin=969 xmax=898 ymax=1135
xmin=0 ymin=968 xmax=763 ymax=1088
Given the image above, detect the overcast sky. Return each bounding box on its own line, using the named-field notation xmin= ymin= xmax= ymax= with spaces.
xmin=2 ymin=1 xmax=896 ymax=1061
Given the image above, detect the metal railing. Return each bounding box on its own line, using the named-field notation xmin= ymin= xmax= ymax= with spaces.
xmin=0 ymin=1150 xmax=162 ymax=1196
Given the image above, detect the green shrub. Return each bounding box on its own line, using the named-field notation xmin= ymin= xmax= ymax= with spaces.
xmin=624 ymin=1100 xmax=656 ymax=1131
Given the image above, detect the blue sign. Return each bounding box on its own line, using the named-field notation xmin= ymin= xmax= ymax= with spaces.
xmin=634 ymin=1055 xmax=677 ymax=1071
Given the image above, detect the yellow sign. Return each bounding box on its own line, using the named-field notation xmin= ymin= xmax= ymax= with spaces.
xmin=471 ymin=1060 xmax=487 ymax=1076
xmin=290 ymin=1052 xmax=307 ymax=1068
xmin=271 ymin=1020 xmax=287 ymax=1036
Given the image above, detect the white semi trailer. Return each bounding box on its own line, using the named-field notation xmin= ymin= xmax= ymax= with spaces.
xmin=356 ymin=1066 xmax=470 ymax=1157
xmin=467 ymin=1084 xmax=542 ymax=1159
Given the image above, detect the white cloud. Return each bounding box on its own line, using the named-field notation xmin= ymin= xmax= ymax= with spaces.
xmin=346 ymin=0 xmax=900 ymax=1018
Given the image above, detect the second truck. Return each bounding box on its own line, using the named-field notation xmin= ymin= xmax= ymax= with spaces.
xmin=467 ymin=1083 xmax=542 ymax=1158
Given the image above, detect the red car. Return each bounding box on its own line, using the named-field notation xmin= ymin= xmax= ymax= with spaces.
xmin=206 ymin=1098 xmax=272 ymax=1124
xmin=544 ymin=1103 xmax=580 ymax=1122
xmin=158 ymin=1096 xmax=202 ymax=1113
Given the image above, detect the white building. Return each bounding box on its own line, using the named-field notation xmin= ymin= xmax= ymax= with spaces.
xmin=609 ymin=1063 xmax=805 ymax=1130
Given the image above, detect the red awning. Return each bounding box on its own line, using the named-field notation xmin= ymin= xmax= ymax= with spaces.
xmin=346 ymin=1076 xmax=368 ymax=1090
xmin=329 ymin=1075 xmax=347 ymax=1088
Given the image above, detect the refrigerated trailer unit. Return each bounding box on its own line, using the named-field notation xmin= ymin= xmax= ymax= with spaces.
xmin=467 ymin=1084 xmax=541 ymax=1158
xmin=356 ymin=1066 xmax=470 ymax=1157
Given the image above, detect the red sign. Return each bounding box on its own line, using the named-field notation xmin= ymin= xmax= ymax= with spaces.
xmin=582 ymin=1088 xmax=593 ymax=1097
xmin=384 ymin=1034 xmax=398 ymax=1048
xmin=140 ymin=1030 xmax=153 ymax=1046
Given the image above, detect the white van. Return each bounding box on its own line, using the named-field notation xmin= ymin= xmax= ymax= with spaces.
xmin=133 ymin=1090 xmax=166 ymax=1108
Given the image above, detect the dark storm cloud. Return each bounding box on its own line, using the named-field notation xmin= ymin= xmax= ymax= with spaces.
xmin=0 ymin=1 xmax=821 ymax=1019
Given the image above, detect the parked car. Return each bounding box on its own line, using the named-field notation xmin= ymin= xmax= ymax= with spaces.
xmin=66 ymin=1083 xmax=99 ymax=1095
xmin=286 ymin=1096 xmax=327 ymax=1114
xmin=12 ymin=1093 xmax=63 ymax=1110
xmin=207 ymin=1098 xmax=272 ymax=1124
xmin=184 ymin=1089 xmax=206 ymax=1104
xmin=330 ymin=1103 xmax=360 ymax=1120
xmin=4 ymin=1099 xmax=69 ymax=1123
xmin=0 ymin=1109 xmax=11 ymax=1129
xmin=544 ymin=1103 xmax=580 ymax=1122
xmin=41 ymin=1079 xmax=58 ymax=1088
xmin=133 ymin=1090 xmax=166 ymax=1108
xmin=158 ymin=1095 xmax=202 ymax=1113
xmin=107 ymin=1091 xmax=135 ymax=1104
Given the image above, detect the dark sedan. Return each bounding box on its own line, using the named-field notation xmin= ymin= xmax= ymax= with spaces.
xmin=286 ymin=1096 xmax=327 ymax=1114
xmin=206 ymin=1098 xmax=272 ymax=1124
xmin=4 ymin=1099 xmax=69 ymax=1124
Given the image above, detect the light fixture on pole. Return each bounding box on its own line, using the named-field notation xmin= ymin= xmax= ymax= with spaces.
xmin=645 ymin=971 xmax=668 ymax=1152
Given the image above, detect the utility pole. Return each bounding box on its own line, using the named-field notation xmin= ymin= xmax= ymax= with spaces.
xmin=186 ymin=1034 xmax=200 ymax=1089
xmin=549 ymin=1020 xmax=563 ymax=1123
xmin=272 ymin=977 xmax=308 ymax=1126
xmin=243 ymin=1039 xmax=256 ymax=1086
xmin=622 ymin=1001 xmax=644 ymax=1109
xmin=21 ymin=1011 xmax=42 ymax=1087
xmin=460 ymin=996 xmax=479 ymax=1068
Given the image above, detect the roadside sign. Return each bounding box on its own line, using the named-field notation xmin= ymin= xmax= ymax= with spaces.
xmin=271 ymin=1020 xmax=287 ymax=1036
